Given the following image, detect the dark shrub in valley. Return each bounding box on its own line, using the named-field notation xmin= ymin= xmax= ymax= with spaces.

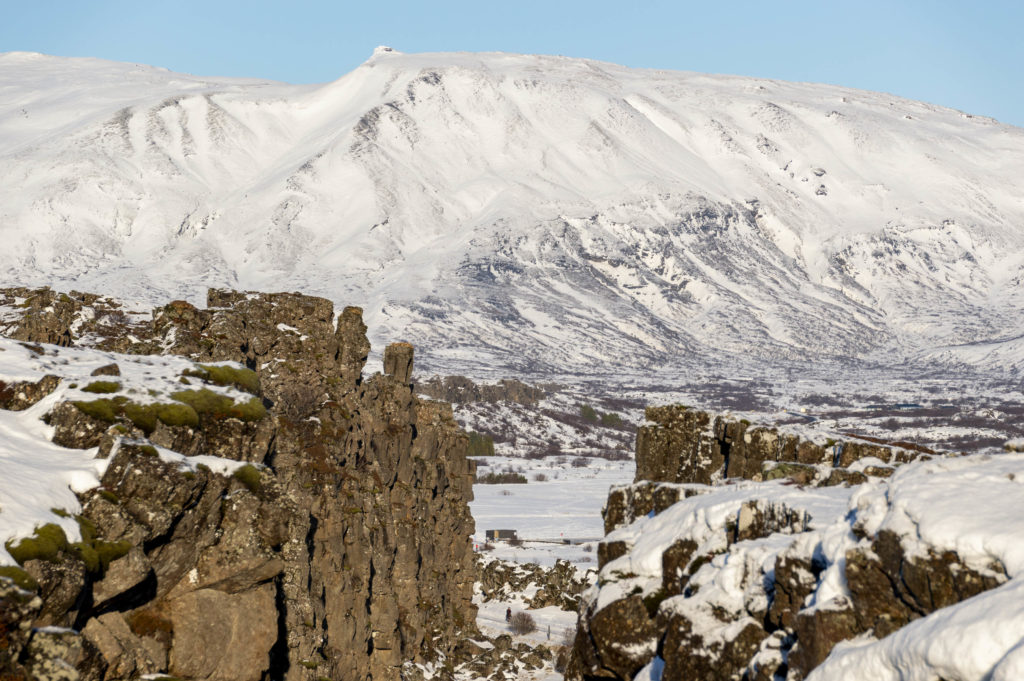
xmin=509 ymin=611 xmax=536 ymax=635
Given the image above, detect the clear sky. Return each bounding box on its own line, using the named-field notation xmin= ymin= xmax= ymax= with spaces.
xmin=3 ymin=0 xmax=1022 ymax=127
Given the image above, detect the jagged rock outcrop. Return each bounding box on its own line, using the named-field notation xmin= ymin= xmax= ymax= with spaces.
xmin=635 ymin=405 xmax=925 ymax=487
xmin=0 ymin=288 xmax=142 ymax=353
xmin=0 ymin=374 xmax=61 ymax=411
xmin=448 ymin=635 xmax=554 ymax=680
xmin=568 ymin=405 xmax=1008 ymax=681
xmin=417 ymin=376 xmax=546 ymax=407
xmin=1 ymin=288 xmax=478 ymax=681
xmin=477 ymin=557 xmax=594 ymax=611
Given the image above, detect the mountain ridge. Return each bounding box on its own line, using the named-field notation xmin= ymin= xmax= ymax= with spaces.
xmin=2 ymin=49 xmax=1023 ymax=382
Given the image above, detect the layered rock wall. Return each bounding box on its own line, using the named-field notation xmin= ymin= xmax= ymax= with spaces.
xmin=1 ymin=289 xmax=477 ymax=681
xmin=568 ymin=406 xmax=1004 ymax=681
xmin=636 ymin=405 xmax=923 ymax=487
xmin=417 ymin=376 xmax=546 ymax=407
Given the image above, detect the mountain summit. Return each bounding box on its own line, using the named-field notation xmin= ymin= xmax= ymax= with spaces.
xmin=1 ymin=50 xmax=1022 ymax=380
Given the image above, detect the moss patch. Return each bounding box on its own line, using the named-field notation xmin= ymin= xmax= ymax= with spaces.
xmin=156 ymin=402 xmax=200 ymax=428
xmin=82 ymin=380 xmax=121 ymax=394
xmin=73 ymin=397 xmax=125 ymax=423
xmin=121 ymin=402 xmax=159 ymax=433
xmin=232 ymin=464 xmax=262 ymax=493
xmin=183 ymin=364 xmax=259 ymax=394
xmin=75 ymin=397 xmax=199 ymax=434
xmin=4 ymin=523 xmax=69 ymax=564
xmin=171 ymin=388 xmax=266 ymax=422
xmin=69 ymin=515 xmax=130 ymax=574
xmin=0 ymin=566 xmax=39 ymax=592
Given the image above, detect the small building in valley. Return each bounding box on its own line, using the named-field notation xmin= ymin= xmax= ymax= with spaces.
xmin=485 ymin=529 xmax=518 ymax=541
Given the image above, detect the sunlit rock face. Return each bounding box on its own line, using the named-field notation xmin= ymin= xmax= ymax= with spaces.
xmin=0 ymin=288 xmax=477 ymax=681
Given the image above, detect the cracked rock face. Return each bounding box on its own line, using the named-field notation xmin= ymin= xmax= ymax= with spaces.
xmin=568 ymin=407 xmax=1006 ymax=681
xmin=1 ymin=288 xmax=478 ymax=681
xmin=634 ymin=406 xmax=926 ymax=488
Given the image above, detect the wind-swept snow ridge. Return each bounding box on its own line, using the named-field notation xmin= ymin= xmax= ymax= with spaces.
xmin=2 ymin=49 xmax=1023 ymax=378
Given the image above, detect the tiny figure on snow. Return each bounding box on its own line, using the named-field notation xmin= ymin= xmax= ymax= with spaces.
xmin=505 ymin=607 xmax=512 ymax=623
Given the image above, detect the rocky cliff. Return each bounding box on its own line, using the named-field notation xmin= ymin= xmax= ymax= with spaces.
xmin=633 ymin=405 xmax=927 ymax=489
xmin=416 ymin=377 xmax=546 ymax=408
xmin=0 ymin=288 xmax=477 ymax=681
xmin=568 ymin=406 xmax=1020 ymax=681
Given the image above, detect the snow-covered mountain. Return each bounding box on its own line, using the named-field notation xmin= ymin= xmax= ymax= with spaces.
xmin=2 ymin=48 xmax=1023 ymax=381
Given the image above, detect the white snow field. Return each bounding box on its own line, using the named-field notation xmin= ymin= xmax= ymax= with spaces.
xmin=467 ymin=455 xmax=630 ymax=680
xmin=470 ymin=455 xmax=633 ymax=566
xmin=0 ymin=48 xmax=1023 ymax=384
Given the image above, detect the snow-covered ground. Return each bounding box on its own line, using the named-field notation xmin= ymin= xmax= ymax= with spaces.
xmin=462 ymin=451 xmax=634 ymax=680
xmin=470 ymin=455 xmax=633 ymax=567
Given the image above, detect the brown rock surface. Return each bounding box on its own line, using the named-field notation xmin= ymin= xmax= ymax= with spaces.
xmin=0 ymin=374 xmax=61 ymax=411
xmin=570 ymin=403 xmax=999 ymax=681
xmin=417 ymin=375 xmax=546 ymax=406
xmin=570 ymin=595 xmax=658 ymax=680
xmin=634 ymin=406 xmax=924 ymax=485
xmin=660 ymin=613 xmax=765 ymax=681
xmin=2 ymin=288 xmax=478 ymax=681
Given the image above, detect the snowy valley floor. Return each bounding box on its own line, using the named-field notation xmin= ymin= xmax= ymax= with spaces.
xmin=461 ymin=456 xmax=635 ymax=679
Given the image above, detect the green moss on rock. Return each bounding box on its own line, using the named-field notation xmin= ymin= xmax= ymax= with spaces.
xmin=232 ymin=464 xmax=262 ymax=493
xmin=67 ymin=515 xmax=131 ymax=574
xmin=82 ymin=380 xmax=121 ymax=394
xmin=233 ymin=397 xmax=267 ymax=421
xmin=4 ymin=523 xmax=69 ymax=564
xmin=76 ymin=397 xmax=200 ymax=433
xmin=171 ymin=388 xmax=266 ymax=422
xmin=0 ymin=566 xmax=40 ymax=592
xmin=157 ymin=402 xmax=199 ymax=428
xmin=73 ymin=398 xmax=122 ymax=423
xmin=122 ymin=403 xmax=158 ymax=433
xmin=95 ymin=540 xmax=132 ymax=572
xmin=183 ymin=364 xmax=260 ymax=394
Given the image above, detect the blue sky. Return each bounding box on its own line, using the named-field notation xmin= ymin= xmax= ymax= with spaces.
xmin=3 ymin=0 xmax=1022 ymax=127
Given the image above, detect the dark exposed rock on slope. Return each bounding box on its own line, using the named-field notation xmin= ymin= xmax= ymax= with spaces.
xmin=634 ymin=405 xmax=926 ymax=489
xmin=417 ymin=376 xmax=546 ymax=407
xmin=476 ymin=556 xmax=594 ymax=612
xmin=0 ymin=288 xmax=477 ymax=681
xmin=567 ymin=407 xmax=1007 ymax=681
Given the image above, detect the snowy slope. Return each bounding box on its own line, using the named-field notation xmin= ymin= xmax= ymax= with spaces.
xmin=2 ymin=48 xmax=1023 ymax=379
